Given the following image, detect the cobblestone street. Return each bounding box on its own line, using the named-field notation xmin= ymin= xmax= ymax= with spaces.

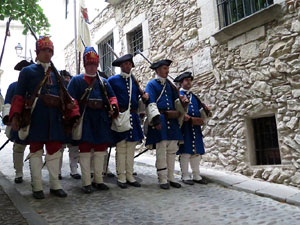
xmin=1 ymin=134 xmax=300 ymax=225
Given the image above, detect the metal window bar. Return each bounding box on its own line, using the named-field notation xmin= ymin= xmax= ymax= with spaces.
xmin=99 ymin=34 xmax=114 ymax=77
xmin=217 ymin=0 xmax=274 ymax=28
xmin=128 ymin=26 xmax=143 ymax=56
xmin=252 ymin=116 xmax=281 ymax=165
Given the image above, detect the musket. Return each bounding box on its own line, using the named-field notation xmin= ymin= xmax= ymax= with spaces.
xmin=136 ymin=49 xmax=187 ymax=106
xmin=134 ymin=148 xmax=149 ymax=159
xmin=136 ymin=50 xmax=212 ymax=116
xmin=106 ymin=44 xmax=148 ymax=103
xmin=26 ymin=22 xmax=78 ymax=122
xmin=0 ymin=139 xmax=10 ymax=151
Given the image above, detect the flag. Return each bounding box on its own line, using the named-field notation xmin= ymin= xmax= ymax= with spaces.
xmin=77 ymin=0 xmax=91 ymax=54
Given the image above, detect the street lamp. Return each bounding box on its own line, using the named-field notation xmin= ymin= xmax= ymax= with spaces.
xmin=15 ymin=43 xmax=23 ymax=56
xmin=14 ymin=42 xmax=32 ymax=61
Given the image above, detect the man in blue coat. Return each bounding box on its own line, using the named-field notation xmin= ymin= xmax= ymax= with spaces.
xmin=9 ymin=36 xmax=80 ymax=199
xmin=174 ymin=72 xmax=208 ymax=185
xmin=108 ymin=54 xmax=148 ymax=188
xmin=68 ymin=47 xmax=119 ymax=194
xmin=145 ymin=59 xmax=188 ymax=189
xmin=2 ymin=60 xmax=33 ymax=184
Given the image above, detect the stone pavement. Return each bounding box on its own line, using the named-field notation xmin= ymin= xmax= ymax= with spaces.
xmin=1 ymin=133 xmax=300 ymax=225
xmin=136 ymin=151 xmax=300 ymax=207
xmin=0 ymin=185 xmax=28 ymax=225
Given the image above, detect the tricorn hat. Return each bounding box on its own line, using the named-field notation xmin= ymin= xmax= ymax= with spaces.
xmin=150 ymin=59 xmax=172 ymax=70
xmin=60 ymin=70 xmax=72 ymax=78
xmin=112 ymin=54 xmax=135 ymax=67
xmin=14 ymin=60 xmax=34 ymax=71
xmin=174 ymin=72 xmax=193 ymax=83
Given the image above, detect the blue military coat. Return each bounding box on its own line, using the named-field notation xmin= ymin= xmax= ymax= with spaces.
xmin=177 ymin=90 xmax=205 ymax=155
xmin=4 ymin=82 xmax=27 ymax=145
xmin=68 ymin=74 xmax=114 ymax=145
xmin=145 ymin=79 xmax=183 ymax=147
xmin=15 ymin=64 xmax=65 ymax=142
xmin=108 ymin=74 xmax=144 ymax=144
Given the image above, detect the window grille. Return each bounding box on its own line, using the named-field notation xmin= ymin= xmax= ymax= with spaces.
xmin=252 ymin=116 xmax=281 ymax=165
xmin=128 ymin=26 xmax=143 ymax=56
xmin=98 ymin=34 xmax=114 ymax=77
xmin=216 ymin=0 xmax=274 ymax=28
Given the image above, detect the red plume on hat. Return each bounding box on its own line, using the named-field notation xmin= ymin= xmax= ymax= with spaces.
xmin=36 ymin=36 xmax=54 ymax=53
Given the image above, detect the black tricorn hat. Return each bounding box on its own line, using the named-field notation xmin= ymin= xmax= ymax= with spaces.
xmin=14 ymin=60 xmax=34 ymax=71
xmin=60 ymin=70 xmax=72 ymax=78
xmin=150 ymin=59 xmax=172 ymax=70
xmin=112 ymin=54 xmax=135 ymax=67
xmin=174 ymin=72 xmax=193 ymax=83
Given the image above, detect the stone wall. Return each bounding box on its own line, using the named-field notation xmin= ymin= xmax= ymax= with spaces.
xmin=204 ymin=1 xmax=300 ymax=187
xmin=64 ymin=0 xmax=300 ymax=187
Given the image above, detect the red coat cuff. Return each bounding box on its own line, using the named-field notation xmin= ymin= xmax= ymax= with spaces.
xmin=9 ymin=95 xmax=24 ymax=120
xmin=109 ymin=96 xmax=119 ymax=118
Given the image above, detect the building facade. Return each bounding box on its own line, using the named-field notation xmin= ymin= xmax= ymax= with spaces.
xmin=65 ymin=0 xmax=300 ymax=187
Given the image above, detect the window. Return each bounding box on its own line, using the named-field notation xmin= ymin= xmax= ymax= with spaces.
xmin=252 ymin=116 xmax=281 ymax=165
xmin=127 ymin=26 xmax=143 ymax=56
xmin=98 ymin=34 xmax=114 ymax=77
xmin=216 ymin=0 xmax=274 ymax=28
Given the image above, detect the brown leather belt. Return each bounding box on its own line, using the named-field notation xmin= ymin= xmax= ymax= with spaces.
xmin=190 ymin=117 xmax=204 ymax=126
xmin=159 ymin=110 xmax=180 ymax=119
xmin=38 ymin=94 xmax=61 ymax=108
xmin=86 ymin=99 xmax=105 ymax=109
xmin=120 ymin=108 xmax=138 ymax=113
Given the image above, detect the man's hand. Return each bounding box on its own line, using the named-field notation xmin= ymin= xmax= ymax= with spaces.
xmin=142 ymin=92 xmax=149 ymax=104
xmin=11 ymin=115 xmax=20 ymax=131
xmin=184 ymin=114 xmax=191 ymax=122
xmin=155 ymin=123 xmax=162 ymax=130
xmin=111 ymin=104 xmax=119 ymax=118
xmin=179 ymin=95 xmax=189 ymax=108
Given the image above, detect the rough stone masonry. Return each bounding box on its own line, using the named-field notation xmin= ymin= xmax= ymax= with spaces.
xmin=64 ymin=0 xmax=300 ymax=188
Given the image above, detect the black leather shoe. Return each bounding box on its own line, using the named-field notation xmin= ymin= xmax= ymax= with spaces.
xmin=193 ymin=178 xmax=208 ymax=184
xmin=92 ymin=182 xmax=109 ymax=190
xmin=33 ymin=191 xmax=45 ymax=199
xmin=182 ymin=179 xmax=194 ymax=185
xmin=14 ymin=177 xmax=23 ymax=184
xmin=133 ymin=172 xmax=137 ymax=176
xmin=170 ymin=181 xmax=181 ymax=188
xmin=106 ymin=172 xmax=115 ymax=178
xmin=82 ymin=185 xmax=92 ymax=194
xmin=159 ymin=183 xmax=170 ymax=190
xmin=127 ymin=181 xmax=141 ymax=187
xmin=90 ymin=173 xmax=94 ymax=178
xmin=50 ymin=189 xmax=67 ymax=198
xmin=117 ymin=181 xmax=128 ymax=189
xmin=58 ymin=174 xmax=62 ymax=180
xmin=70 ymin=173 xmax=81 ymax=179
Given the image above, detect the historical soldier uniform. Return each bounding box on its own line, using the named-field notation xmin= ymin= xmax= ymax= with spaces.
xmin=58 ymin=70 xmax=81 ymax=180
xmin=145 ymin=59 xmax=187 ymax=189
xmin=2 ymin=60 xmax=34 ymax=184
xmin=108 ymin=54 xmax=146 ymax=188
xmin=67 ymin=47 xmax=119 ymax=194
xmin=9 ymin=36 xmax=80 ymax=199
xmin=174 ymin=72 xmax=208 ymax=185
